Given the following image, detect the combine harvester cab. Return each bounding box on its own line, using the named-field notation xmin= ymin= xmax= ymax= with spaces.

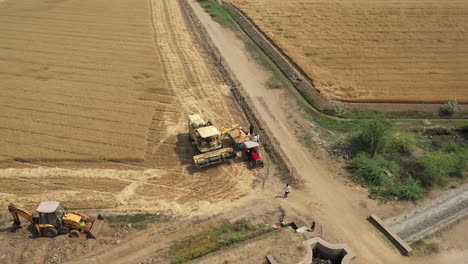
xmin=189 ymin=114 xmax=236 ymax=168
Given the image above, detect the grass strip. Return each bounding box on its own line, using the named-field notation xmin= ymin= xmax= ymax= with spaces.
xmin=197 ymin=0 xmax=237 ymax=29
xmin=197 ymin=0 xmax=292 ymax=89
xmin=169 ymin=219 xmax=274 ymax=264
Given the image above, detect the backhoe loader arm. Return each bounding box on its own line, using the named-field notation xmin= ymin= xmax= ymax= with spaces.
xmin=8 ymin=204 xmax=35 ymax=226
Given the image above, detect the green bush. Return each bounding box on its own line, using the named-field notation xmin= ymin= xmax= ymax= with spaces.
xmin=350 ymin=153 xmax=398 ymax=187
xmin=419 ymin=151 xmax=459 ymax=186
xmin=438 ymin=144 xmax=468 ymax=177
xmin=454 ymin=149 xmax=468 ymax=177
xmin=438 ymin=141 xmax=460 ymax=152
xmin=169 ymin=220 xmax=273 ymax=264
xmin=370 ymin=177 xmax=424 ymax=202
xmin=351 ymin=120 xmax=390 ymax=156
xmin=387 ymin=132 xmax=417 ymax=155
xmin=440 ymin=100 xmax=463 ymax=117
xmin=394 ymin=177 xmax=425 ymax=201
xmin=328 ymin=99 xmax=346 ymax=115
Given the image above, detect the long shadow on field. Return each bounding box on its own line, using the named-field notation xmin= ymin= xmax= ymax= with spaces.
xmin=176 ymin=133 xmax=198 ymax=174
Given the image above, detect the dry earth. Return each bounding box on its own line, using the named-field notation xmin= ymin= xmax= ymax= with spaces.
xmin=410 ymin=217 xmax=468 ymax=264
xmin=227 ymin=0 xmax=468 ymax=103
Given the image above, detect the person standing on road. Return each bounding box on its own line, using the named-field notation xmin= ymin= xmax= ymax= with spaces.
xmin=283 ymin=184 xmax=291 ymax=198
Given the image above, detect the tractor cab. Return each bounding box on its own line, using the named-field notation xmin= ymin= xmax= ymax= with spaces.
xmin=242 ymin=141 xmax=264 ymax=169
xmin=35 ymin=201 xmax=69 ymax=237
xmin=37 ymin=201 xmax=64 ymax=227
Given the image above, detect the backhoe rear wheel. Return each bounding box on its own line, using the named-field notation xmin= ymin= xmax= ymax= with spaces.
xmin=41 ymin=228 xmax=58 ymax=238
xmin=69 ymin=230 xmax=80 ymax=238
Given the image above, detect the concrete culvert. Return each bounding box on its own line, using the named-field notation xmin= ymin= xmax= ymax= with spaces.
xmin=298 ymin=237 xmax=355 ymax=264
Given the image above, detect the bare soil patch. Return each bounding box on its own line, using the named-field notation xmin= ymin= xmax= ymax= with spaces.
xmin=227 ymin=0 xmax=468 ymax=103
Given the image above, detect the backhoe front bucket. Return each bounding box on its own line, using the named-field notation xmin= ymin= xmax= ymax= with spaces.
xmin=87 ymin=213 xmax=104 ymax=239
xmin=194 ymin=148 xmax=237 ymax=168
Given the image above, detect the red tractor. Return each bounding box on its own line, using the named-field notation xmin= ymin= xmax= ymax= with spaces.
xmin=226 ymin=126 xmax=264 ymax=169
xmin=242 ymin=141 xmax=264 ymax=169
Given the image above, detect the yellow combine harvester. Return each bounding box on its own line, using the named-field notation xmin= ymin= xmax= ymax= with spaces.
xmin=8 ymin=201 xmax=104 ymax=238
xmin=189 ymin=114 xmax=237 ymax=168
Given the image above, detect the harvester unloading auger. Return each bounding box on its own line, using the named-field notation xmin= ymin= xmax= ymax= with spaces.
xmin=189 ymin=114 xmax=237 ymax=168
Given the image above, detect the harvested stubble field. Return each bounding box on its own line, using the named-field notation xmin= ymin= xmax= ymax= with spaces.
xmin=227 ymin=0 xmax=468 ymax=103
xmin=0 ymin=0 xmax=164 ymax=162
xmin=0 ymin=0 xmax=257 ymax=216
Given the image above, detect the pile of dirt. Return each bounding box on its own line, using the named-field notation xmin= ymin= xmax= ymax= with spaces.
xmin=44 ymin=237 xmax=74 ymax=264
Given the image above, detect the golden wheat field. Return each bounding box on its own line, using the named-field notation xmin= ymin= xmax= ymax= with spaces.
xmin=228 ymin=0 xmax=468 ymax=103
xmin=0 ymin=0 xmax=166 ymax=161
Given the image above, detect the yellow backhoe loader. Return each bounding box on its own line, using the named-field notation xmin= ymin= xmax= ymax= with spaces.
xmin=189 ymin=114 xmax=237 ymax=168
xmin=8 ymin=201 xmax=104 ymax=238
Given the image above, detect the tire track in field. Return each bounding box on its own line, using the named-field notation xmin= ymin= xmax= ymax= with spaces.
xmin=151 ymin=0 xmax=235 ymax=124
xmin=138 ymin=0 xmax=253 ymax=203
xmin=0 ymin=114 xmax=147 ymax=138
xmin=0 ymin=104 xmax=148 ymax=127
